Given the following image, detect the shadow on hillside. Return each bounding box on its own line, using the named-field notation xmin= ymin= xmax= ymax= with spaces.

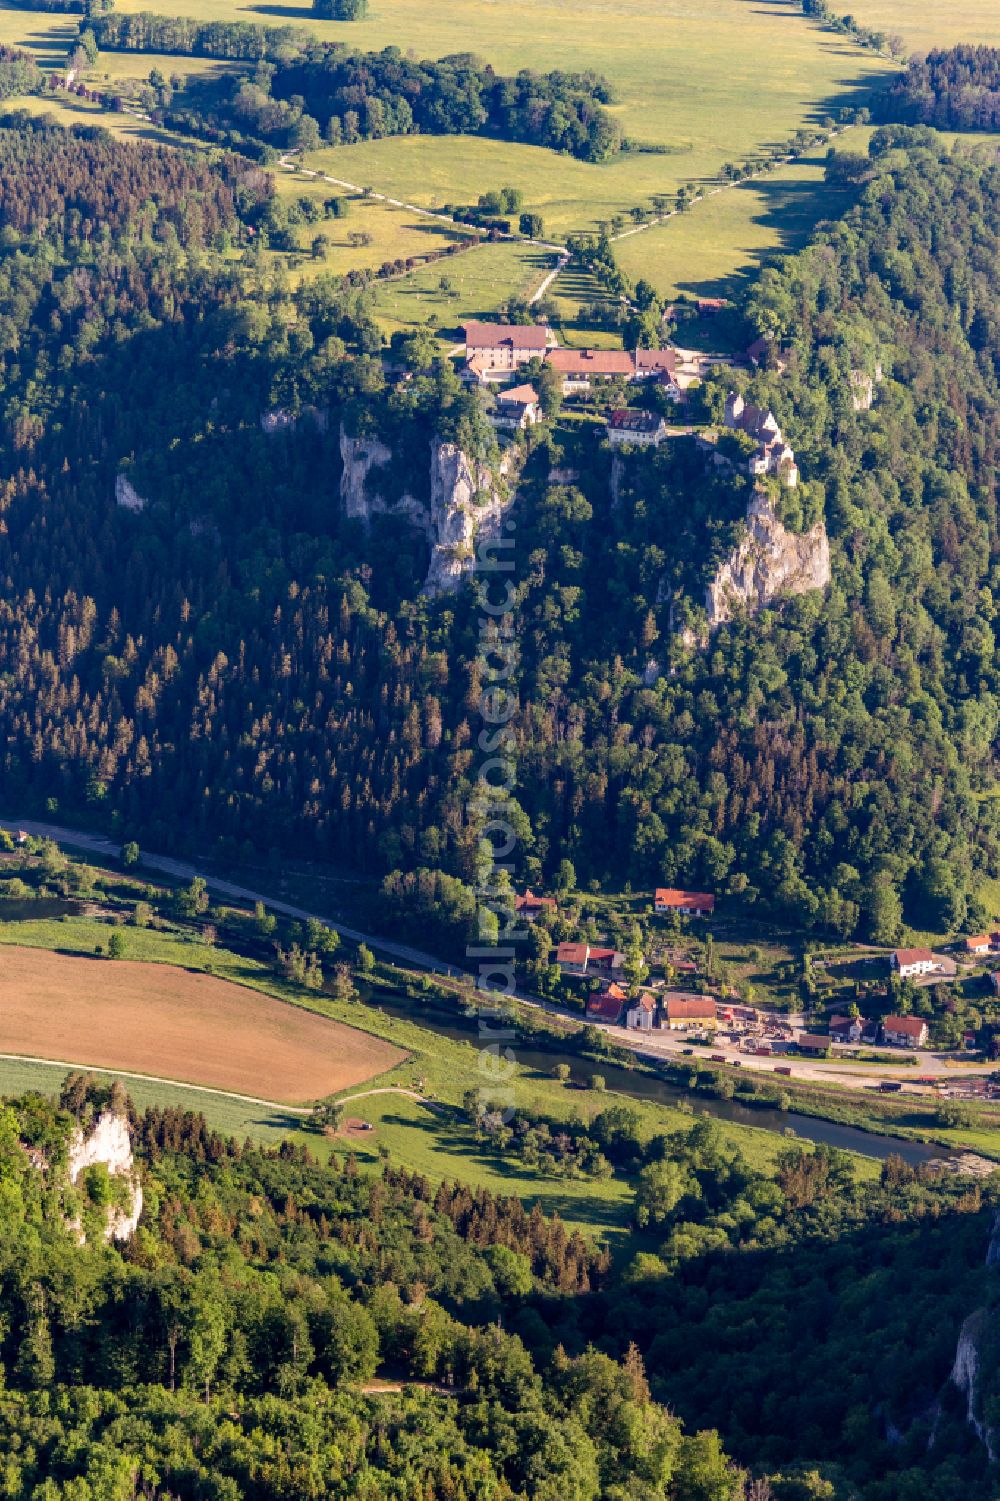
xmin=243 ymin=2 xmax=313 ymax=17
xmin=542 ymin=1196 xmax=996 ymax=1476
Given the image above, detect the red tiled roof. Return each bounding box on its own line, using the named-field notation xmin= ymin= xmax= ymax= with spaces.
xmin=556 ymin=942 xmax=589 ymax=965
xmin=587 ymin=991 xmax=624 ymax=1022
xmin=884 ymin=1015 xmax=928 ymax=1037
xmin=515 ymin=888 xmax=556 ymax=913
xmin=893 ymin=947 xmax=934 ymax=966
xmin=546 ymin=348 xmax=635 ymax=376
xmin=465 ymin=321 xmax=550 ymax=351
xmin=965 ymin=935 xmax=991 ymax=950
xmin=656 ymin=888 xmax=715 ymax=911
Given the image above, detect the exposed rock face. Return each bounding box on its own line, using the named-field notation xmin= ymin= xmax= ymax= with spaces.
xmin=705 ymin=490 xmax=830 ymax=630
xmin=67 ymin=1111 xmax=143 ymax=1243
xmin=339 ymin=428 xmax=396 ymax=522
xmin=424 ymin=443 xmax=518 ymax=596
xmin=339 ymin=425 xmax=520 ymax=594
xmin=115 ymin=473 xmax=147 ymax=513
xmin=952 ymin=1311 xmax=995 ymax=1460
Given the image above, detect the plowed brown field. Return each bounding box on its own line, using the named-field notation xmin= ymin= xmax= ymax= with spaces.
xmin=0 ymin=946 xmax=404 ymax=1103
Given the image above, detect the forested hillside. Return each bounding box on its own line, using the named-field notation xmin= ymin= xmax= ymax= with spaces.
xmin=0 ymin=1077 xmax=745 ymax=1499
xmin=0 ymin=121 xmax=997 ymax=942
xmin=0 ymin=1075 xmax=996 ymax=1497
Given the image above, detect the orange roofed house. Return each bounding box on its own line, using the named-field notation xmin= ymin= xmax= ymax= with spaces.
xmin=655 ymin=888 xmax=715 ymax=918
xmin=664 ymin=995 xmax=717 ymax=1030
xmin=514 ymin=889 xmax=557 ymax=922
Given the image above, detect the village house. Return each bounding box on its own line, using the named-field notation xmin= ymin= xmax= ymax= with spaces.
xmin=491 ymin=383 xmax=542 ymax=430
xmin=463 ymin=321 xmax=553 ymax=382
xmin=587 ymin=984 xmax=628 ymax=1024
xmin=829 ymin=1014 xmax=867 ymax=1045
xmin=626 ymin=992 xmax=657 ymax=1031
xmin=891 ymin=947 xmax=937 ymax=979
xmin=655 ymin=888 xmax=715 ymax=918
xmin=514 ymin=889 xmax=557 ymax=921
xmin=796 ymin=1032 xmax=830 ymax=1056
xmin=556 ymin=942 xmax=625 ymax=977
xmin=632 ymin=348 xmax=685 ymax=401
xmin=664 ymin=995 xmax=718 ymax=1030
xmin=964 ymin=935 xmax=992 ymax=956
xmin=545 ymin=347 xmax=635 ymax=394
xmin=724 ymin=392 xmax=799 ymax=487
xmin=606 ymin=409 xmax=668 ymax=448
xmin=883 ymin=1014 xmax=929 ymax=1049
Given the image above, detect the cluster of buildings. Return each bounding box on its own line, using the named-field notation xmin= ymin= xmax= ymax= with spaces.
xmin=462 ymin=321 xmax=707 ymax=402
xmin=585 ymin=986 xmax=719 ymax=1032
xmin=722 ymin=393 xmax=799 ymax=487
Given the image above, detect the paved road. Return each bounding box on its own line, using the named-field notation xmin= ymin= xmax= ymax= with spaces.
xmin=3 ymin=814 xmax=990 ymax=1092
xmin=0 ymin=815 xmax=463 ymax=980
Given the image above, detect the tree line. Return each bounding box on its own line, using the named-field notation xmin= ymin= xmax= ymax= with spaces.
xmin=879 ymin=45 xmax=1000 ymax=132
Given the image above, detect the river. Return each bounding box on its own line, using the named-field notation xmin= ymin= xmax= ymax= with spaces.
xmin=360 ymin=988 xmax=947 ymax=1168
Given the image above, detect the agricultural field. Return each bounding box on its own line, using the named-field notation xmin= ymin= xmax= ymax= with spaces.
xmin=307 ymin=0 xmax=891 ymax=238
xmin=847 ymin=0 xmax=1000 ymax=50
xmin=614 ymin=139 xmax=866 ymax=298
xmin=370 ymin=237 xmax=554 ymax=336
xmin=0 ymin=943 xmax=405 ymax=1102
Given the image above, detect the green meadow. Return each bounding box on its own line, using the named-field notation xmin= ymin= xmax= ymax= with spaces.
xmin=371 ymin=238 xmax=554 ymax=335
xmin=847 ymin=0 xmax=1000 ymax=49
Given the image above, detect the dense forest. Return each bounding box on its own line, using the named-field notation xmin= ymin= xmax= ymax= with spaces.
xmin=880 ymin=45 xmax=1000 ymax=132
xmin=85 ymin=21 xmax=623 ymax=160
xmin=0 ymin=1074 xmax=996 ymax=1497
xmin=0 ymin=122 xmax=998 ymax=944
xmin=0 ymin=1076 xmax=746 ymax=1499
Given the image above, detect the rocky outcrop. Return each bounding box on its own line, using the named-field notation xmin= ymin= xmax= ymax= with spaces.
xmin=261 ymin=405 xmax=329 ymax=436
xmin=339 ymin=425 xmax=520 ymax=594
xmin=115 ymin=473 xmax=147 ymax=513
xmin=705 ymin=490 xmax=830 ymax=630
xmin=952 ymin=1310 xmax=995 ymax=1460
xmin=67 ymin=1110 xmax=143 ymax=1243
xmin=424 ymin=443 xmax=519 ymax=596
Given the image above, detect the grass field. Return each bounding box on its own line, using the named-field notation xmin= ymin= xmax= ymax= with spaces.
xmin=0 ymin=1055 xmax=307 ymax=1143
xmin=613 ymin=142 xmax=863 ymax=298
xmin=0 ymin=943 xmax=404 ymax=1102
xmin=847 ymin=0 xmax=1000 ymax=49
xmin=371 ymin=238 xmax=554 ymax=335
xmin=272 ymin=169 xmax=478 ymax=283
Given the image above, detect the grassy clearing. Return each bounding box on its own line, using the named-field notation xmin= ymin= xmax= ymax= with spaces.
xmin=289 ymin=0 xmax=890 ymax=237
xmin=613 ymin=143 xmax=863 ymax=298
xmin=271 ymin=170 xmax=477 ymax=283
xmin=370 ymin=238 xmax=553 ymax=336
xmin=846 ymin=0 xmax=1000 ymax=49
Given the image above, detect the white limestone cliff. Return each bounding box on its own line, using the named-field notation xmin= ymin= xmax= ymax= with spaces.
xmin=423 ymin=442 xmax=519 ymax=596
xmin=339 ymin=425 xmax=520 ymax=594
xmin=67 ymin=1110 xmax=143 ymax=1243
xmin=705 ymin=490 xmax=830 ymax=630
xmin=115 ymin=473 xmax=148 ymax=513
